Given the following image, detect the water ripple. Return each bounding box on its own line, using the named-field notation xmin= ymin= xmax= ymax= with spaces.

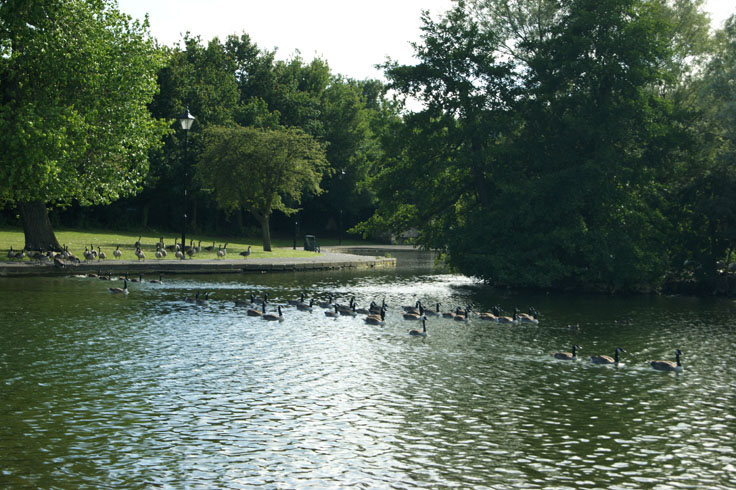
xmin=1 ymin=273 xmax=735 ymax=488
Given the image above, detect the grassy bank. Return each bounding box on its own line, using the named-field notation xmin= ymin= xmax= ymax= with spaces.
xmin=0 ymin=227 xmax=344 ymax=261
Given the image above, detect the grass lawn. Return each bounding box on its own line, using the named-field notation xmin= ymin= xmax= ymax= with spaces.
xmin=0 ymin=227 xmax=370 ymax=262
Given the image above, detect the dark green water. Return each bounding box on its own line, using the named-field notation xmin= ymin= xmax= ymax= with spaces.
xmin=1 ymin=270 xmax=734 ymax=488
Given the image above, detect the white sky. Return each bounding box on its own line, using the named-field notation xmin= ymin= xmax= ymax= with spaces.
xmin=117 ymin=0 xmax=735 ymax=81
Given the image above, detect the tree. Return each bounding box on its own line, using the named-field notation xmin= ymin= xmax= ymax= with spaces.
xmin=355 ymin=1 xmax=522 ymax=256
xmin=197 ymin=126 xmax=329 ymax=251
xmin=360 ymin=0 xmax=711 ymax=291
xmin=141 ymin=33 xmax=393 ymax=237
xmin=304 ymin=77 xmax=388 ymax=233
xmin=673 ymin=14 xmax=736 ymax=283
xmin=142 ymin=34 xmax=241 ymax=231
xmin=0 ymin=0 xmax=167 ymax=250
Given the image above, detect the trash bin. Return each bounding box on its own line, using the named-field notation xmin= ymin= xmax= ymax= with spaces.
xmin=304 ymin=235 xmax=319 ymax=252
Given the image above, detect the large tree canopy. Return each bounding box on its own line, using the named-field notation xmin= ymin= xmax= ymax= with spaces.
xmin=0 ymin=0 xmax=167 ymax=249
xmin=673 ymin=14 xmax=736 ymax=284
xmin=197 ymin=125 xmax=329 ymax=251
xmin=358 ymin=0 xmax=712 ymax=292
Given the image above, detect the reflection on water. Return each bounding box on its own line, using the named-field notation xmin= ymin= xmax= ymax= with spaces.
xmin=1 ymin=270 xmax=735 ymax=488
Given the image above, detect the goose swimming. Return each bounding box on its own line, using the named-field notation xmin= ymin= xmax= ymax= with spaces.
xmin=649 ymin=349 xmax=683 ymax=372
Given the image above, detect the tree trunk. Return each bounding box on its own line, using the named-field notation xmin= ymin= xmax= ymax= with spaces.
xmin=255 ymin=213 xmax=272 ymax=252
xmin=191 ymin=198 xmax=198 ymax=232
xmin=19 ymin=200 xmax=61 ymax=251
xmin=236 ymin=208 xmax=243 ymax=234
xmin=471 ymin=135 xmax=490 ymax=208
xmin=142 ymin=201 xmax=150 ymax=228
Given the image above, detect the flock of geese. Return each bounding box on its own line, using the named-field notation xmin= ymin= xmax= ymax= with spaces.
xmin=11 ymin=238 xmax=684 ymax=374
xmin=106 ymin=280 xmax=685 ymax=373
xmin=6 ymin=237 xmax=253 ymax=266
xmin=553 ymin=345 xmax=683 ymax=372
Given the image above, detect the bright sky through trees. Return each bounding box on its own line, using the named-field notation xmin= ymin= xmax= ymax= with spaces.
xmin=117 ymin=0 xmax=452 ymax=80
xmin=116 ymin=0 xmax=735 ymax=81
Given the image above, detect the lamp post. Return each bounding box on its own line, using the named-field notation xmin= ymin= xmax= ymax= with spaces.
xmin=178 ymin=107 xmax=195 ymax=259
xmin=339 ymin=210 xmax=343 ymax=246
xmin=338 ymin=169 xmax=345 ymax=246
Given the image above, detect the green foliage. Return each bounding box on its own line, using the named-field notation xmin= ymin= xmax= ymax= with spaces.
xmin=0 ymin=0 xmax=168 ymax=207
xmin=197 ymin=125 xmax=329 ymax=250
xmin=140 ymin=34 xmax=245 ymax=231
xmin=360 ymin=0 xmax=714 ymax=292
xmin=142 ymin=33 xmax=396 ymax=236
xmin=671 ymin=14 xmax=736 ymax=280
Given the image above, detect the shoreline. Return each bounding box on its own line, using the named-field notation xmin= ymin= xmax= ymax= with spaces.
xmin=0 ymin=248 xmax=400 ymax=277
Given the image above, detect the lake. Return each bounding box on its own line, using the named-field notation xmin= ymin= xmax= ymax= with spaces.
xmin=1 ymin=267 xmax=734 ymax=488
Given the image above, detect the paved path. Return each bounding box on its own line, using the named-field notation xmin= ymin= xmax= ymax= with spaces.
xmin=0 ymin=247 xmax=401 ymax=277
